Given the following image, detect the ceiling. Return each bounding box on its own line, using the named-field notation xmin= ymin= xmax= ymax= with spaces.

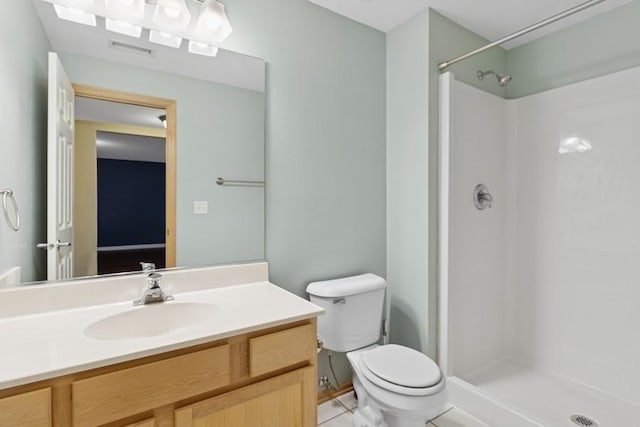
xmin=32 ymin=0 xmax=265 ymax=91
xmin=76 ymin=97 xmax=166 ymax=163
xmin=76 ymin=97 xmax=165 ymax=129
xmin=308 ymin=0 xmax=631 ymax=48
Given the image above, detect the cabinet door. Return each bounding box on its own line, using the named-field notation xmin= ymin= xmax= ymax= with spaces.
xmin=0 ymin=388 xmax=51 ymax=427
xmin=175 ymin=367 xmax=316 ymax=427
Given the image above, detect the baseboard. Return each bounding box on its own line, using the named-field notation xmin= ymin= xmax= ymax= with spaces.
xmin=318 ymin=381 xmax=354 ymax=404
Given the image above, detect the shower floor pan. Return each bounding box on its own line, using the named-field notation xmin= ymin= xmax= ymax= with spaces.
xmin=454 ymin=361 xmax=639 ymax=427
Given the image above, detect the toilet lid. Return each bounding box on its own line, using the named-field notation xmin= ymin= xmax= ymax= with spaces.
xmin=362 ymin=344 xmax=441 ymax=388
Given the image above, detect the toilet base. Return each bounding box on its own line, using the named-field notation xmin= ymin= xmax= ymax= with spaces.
xmin=347 ymin=347 xmax=447 ymax=427
xmin=351 ymin=375 xmax=441 ymax=427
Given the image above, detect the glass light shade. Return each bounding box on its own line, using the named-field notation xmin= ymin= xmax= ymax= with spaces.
xmin=47 ymin=0 xmax=94 ymax=10
xmin=53 ymin=4 xmax=96 ymax=26
xmin=188 ymin=41 xmax=219 ymax=57
xmin=152 ymin=0 xmax=191 ymax=32
xmin=192 ymin=0 xmax=232 ymax=44
xmin=104 ymin=0 xmax=145 ymax=18
xmin=149 ymin=30 xmax=183 ymax=48
xmin=106 ymin=18 xmax=143 ymax=38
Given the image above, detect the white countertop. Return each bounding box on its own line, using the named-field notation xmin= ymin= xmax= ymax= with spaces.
xmin=0 ymin=272 xmax=323 ymax=390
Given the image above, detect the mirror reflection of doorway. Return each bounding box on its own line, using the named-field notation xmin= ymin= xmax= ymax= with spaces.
xmin=96 ymin=131 xmax=166 ymax=274
xmin=74 ymin=97 xmax=169 ymax=276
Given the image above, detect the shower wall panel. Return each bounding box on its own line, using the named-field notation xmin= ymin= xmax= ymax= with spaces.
xmin=511 ymin=66 xmax=640 ymax=403
xmin=446 ymin=80 xmax=512 ymax=377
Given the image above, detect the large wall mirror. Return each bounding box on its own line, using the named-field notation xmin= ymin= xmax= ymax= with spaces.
xmin=0 ymin=1 xmax=265 ymax=286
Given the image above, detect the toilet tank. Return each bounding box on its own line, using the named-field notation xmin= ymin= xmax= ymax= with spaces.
xmin=306 ymin=273 xmax=386 ymax=352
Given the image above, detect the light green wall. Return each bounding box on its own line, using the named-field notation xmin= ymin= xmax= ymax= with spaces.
xmin=386 ymin=9 xmax=508 ymax=359
xmin=0 ymin=2 xmax=50 ymax=283
xmin=220 ymin=0 xmax=387 ymax=386
xmin=507 ymin=0 xmax=640 ymax=98
xmin=60 ymin=53 xmax=266 ymax=268
xmin=222 ymin=0 xmax=387 ymax=296
xmin=386 ymin=10 xmax=430 ymax=354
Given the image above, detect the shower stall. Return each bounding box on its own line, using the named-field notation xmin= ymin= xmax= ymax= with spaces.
xmin=438 ymin=67 xmax=640 ymax=426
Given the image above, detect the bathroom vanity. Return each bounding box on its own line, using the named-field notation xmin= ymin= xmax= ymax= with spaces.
xmin=0 ymin=263 xmax=322 ymax=427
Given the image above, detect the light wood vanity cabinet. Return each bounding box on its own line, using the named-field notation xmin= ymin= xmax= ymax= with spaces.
xmin=0 ymin=319 xmax=317 ymax=427
xmin=175 ymin=367 xmax=315 ymax=427
xmin=0 ymin=388 xmax=51 ymax=427
xmin=124 ymin=420 xmax=155 ymax=427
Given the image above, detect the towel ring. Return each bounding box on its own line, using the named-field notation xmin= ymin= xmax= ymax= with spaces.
xmin=1 ymin=189 xmax=20 ymax=232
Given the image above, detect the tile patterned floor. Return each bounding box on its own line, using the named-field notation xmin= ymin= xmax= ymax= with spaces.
xmin=318 ymin=392 xmax=490 ymax=427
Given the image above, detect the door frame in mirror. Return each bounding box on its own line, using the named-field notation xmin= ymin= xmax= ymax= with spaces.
xmin=72 ymin=84 xmax=177 ymax=269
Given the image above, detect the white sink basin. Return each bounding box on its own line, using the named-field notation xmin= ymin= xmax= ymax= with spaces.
xmin=84 ymin=302 xmax=217 ymax=340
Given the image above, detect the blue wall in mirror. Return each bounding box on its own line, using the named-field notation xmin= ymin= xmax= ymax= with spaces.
xmin=97 ymin=159 xmax=165 ymax=247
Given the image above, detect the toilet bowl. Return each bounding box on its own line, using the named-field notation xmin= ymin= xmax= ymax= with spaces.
xmin=347 ymin=345 xmax=447 ymax=427
xmin=306 ymin=274 xmax=447 ymax=427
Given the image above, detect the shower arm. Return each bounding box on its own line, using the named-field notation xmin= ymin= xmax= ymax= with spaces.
xmin=478 ymin=70 xmax=496 ymax=80
xmin=437 ymin=0 xmax=607 ymax=72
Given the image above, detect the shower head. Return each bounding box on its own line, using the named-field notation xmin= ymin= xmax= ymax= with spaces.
xmin=477 ymin=70 xmax=512 ymax=87
xmin=497 ymin=73 xmax=512 ymax=87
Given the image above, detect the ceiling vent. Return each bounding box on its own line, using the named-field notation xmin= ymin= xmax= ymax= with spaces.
xmin=108 ymin=40 xmax=155 ymax=57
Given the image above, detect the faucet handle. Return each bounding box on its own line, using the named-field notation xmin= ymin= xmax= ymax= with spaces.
xmin=473 ymin=184 xmax=494 ymax=210
xmin=140 ymin=262 xmax=156 ymax=272
xmin=147 ymin=272 xmax=162 ymax=288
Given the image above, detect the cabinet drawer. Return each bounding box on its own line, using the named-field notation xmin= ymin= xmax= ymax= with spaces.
xmin=0 ymin=388 xmax=51 ymax=427
xmin=249 ymin=324 xmax=315 ymax=377
xmin=73 ymin=345 xmax=230 ymax=427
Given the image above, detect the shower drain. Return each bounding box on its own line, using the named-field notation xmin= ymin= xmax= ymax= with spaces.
xmin=570 ymin=414 xmax=598 ymax=427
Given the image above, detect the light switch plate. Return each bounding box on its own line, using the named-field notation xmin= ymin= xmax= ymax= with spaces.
xmin=194 ymin=201 xmax=208 ymax=215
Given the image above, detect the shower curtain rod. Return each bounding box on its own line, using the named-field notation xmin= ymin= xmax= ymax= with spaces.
xmin=437 ymin=0 xmax=607 ymax=72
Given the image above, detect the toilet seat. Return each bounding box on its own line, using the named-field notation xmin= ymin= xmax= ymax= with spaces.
xmin=360 ymin=345 xmax=443 ymax=397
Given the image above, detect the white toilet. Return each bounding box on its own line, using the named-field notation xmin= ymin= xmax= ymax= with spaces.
xmin=307 ymin=274 xmax=447 ymax=427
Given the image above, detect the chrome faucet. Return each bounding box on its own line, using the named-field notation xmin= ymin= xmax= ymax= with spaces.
xmin=133 ymin=271 xmax=174 ymax=306
xmin=140 ymin=262 xmax=156 ymax=272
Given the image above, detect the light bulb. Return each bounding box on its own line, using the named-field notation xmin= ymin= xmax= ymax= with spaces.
xmin=152 ymin=0 xmax=191 ymax=32
xmin=192 ymin=0 xmax=232 ymax=45
xmin=205 ymin=14 xmax=222 ymax=30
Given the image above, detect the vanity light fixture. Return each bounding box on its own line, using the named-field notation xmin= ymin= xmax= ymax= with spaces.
xmin=153 ymin=0 xmax=191 ymax=32
xmin=149 ymin=30 xmax=183 ymax=48
xmin=105 ymin=0 xmax=145 ymax=18
xmin=43 ymin=0 xmax=233 ymax=57
xmin=192 ymin=0 xmax=232 ymax=45
xmin=106 ymin=18 xmax=143 ymax=37
xmin=52 ymin=0 xmax=97 ymax=27
xmin=188 ymin=40 xmax=219 ymax=57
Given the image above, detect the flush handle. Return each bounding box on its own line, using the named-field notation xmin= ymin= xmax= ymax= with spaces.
xmin=333 ymin=298 xmax=346 ymax=305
